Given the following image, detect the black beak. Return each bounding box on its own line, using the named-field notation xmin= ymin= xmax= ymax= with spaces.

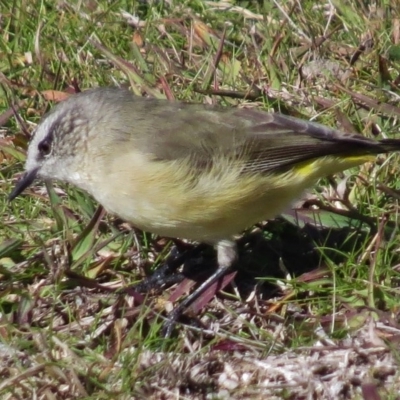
xmin=8 ymin=168 xmax=39 ymax=201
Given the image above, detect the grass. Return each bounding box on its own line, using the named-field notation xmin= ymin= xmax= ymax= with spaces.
xmin=1 ymin=0 xmax=400 ymax=398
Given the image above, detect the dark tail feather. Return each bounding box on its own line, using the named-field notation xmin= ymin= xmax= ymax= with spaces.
xmin=378 ymin=139 xmax=400 ymax=153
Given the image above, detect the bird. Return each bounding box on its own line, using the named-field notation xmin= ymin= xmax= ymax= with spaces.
xmin=9 ymin=86 xmax=400 ymax=335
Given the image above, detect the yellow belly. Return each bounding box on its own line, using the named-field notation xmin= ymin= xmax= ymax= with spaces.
xmin=87 ymin=153 xmax=373 ymax=243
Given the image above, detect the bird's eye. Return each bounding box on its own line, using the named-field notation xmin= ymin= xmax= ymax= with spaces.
xmin=38 ymin=139 xmax=51 ymax=156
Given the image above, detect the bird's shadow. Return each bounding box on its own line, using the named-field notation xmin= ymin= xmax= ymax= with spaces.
xmin=178 ymin=216 xmax=372 ymax=301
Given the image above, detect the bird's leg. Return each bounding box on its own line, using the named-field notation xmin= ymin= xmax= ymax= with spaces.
xmin=124 ymin=242 xmax=207 ymax=294
xmin=162 ymin=239 xmax=238 ymax=337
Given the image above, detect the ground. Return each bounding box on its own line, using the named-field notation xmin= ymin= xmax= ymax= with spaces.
xmin=1 ymin=1 xmax=400 ymax=399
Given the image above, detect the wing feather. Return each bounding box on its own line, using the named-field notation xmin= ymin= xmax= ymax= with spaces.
xmin=105 ymin=92 xmax=388 ymax=174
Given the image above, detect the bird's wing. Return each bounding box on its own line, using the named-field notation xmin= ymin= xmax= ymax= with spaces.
xmin=113 ymin=97 xmax=383 ymax=174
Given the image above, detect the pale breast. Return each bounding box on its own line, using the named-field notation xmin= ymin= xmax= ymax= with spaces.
xmin=83 ymin=144 xmax=372 ymax=242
